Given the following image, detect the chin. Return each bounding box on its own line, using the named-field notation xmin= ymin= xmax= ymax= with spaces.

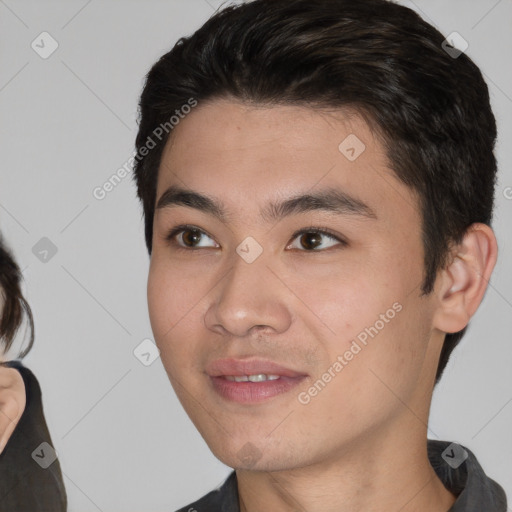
xmin=208 ymin=437 xmax=307 ymax=472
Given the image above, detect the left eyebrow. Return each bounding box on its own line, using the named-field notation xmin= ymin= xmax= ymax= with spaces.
xmin=261 ymin=187 xmax=377 ymax=222
xmin=155 ymin=184 xmax=377 ymax=224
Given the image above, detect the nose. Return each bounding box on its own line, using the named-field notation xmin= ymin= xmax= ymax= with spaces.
xmin=203 ymin=252 xmax=292 ymax=338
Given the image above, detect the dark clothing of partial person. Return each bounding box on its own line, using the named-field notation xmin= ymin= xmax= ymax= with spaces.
xmin=0 ymin=360 xmax=67 ymax=511
xmin=175 ymin=439 xmax=507 ymax=512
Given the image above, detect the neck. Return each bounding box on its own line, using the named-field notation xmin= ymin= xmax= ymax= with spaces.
xmin=236 ymin=419 xmax=456 ymax=512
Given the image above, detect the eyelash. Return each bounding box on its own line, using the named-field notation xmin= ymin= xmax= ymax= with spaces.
xmin=164 ymin=224 xmax=348 ymax=252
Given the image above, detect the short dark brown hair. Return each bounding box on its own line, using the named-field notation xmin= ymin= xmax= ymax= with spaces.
xmin=132 ymin=0 xmax=497 ymax=383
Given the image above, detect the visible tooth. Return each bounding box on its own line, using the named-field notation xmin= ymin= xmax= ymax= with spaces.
xmin=248 ymin=374 xmax=267 ymax=382
xmin=224 ymin=375 xmax=249 ymax=382
xmin=224 ymin=374 xmax=281 ymax=382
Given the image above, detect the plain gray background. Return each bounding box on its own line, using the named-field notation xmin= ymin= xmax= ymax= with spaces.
xmin=0 ymin=0 xmax=511 ymax=510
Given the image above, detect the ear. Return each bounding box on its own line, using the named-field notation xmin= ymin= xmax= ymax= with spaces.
xmin=0 ymin=365 xmax=26 ymax=455
xmin=432 ymin=223 xmax=498 ymax=334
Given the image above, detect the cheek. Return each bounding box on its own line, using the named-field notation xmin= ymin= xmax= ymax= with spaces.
xmin=147 ymin=261 xmax=170 ymax=339
xmin=148 ymin=257 xmax=199 ymax=334
xmin=294 ymin=256 xmax=427 ymax=384
xmin=147 ymin=258 xmax=208 ymax=373
xmin=147 ymin=259 xmax=193 ymax=353
xmin=285 ymin=257 xmax=399 ymax=344
xmin=344 ymin=298 xmax=432 ymax=405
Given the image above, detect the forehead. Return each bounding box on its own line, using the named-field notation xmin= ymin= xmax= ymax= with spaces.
xmin=161 ymin=99 xmax=371 ymax=170
xmin=156 ymin=99 xmax=419 ymax=226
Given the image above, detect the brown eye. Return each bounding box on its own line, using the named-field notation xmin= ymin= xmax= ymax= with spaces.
xmin=165 ymin=225 xmax=218 ymax=249
xmin=181 ymin=228 xmax=204 ymax=247
xmin=288 ymin=228 xmax=346 ymax=251
xmin=299 ymin=232 xmax=323 ymax=250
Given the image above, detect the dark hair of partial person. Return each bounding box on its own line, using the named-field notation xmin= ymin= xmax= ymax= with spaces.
xmin=0 ymin=234 xmax=34 ymax=359
xmin=131 ymin=0 xmax=497 ymax=384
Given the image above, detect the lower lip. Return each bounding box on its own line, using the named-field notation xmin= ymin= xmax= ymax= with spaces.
xmin=210 ymin=376 xmax=306 ymax=404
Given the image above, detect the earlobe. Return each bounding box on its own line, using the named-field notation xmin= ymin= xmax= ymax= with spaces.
xmin=433 ymin=223 xmax=498 ymax=334
xmin=0 ymin=366 xmax=26 ymax=455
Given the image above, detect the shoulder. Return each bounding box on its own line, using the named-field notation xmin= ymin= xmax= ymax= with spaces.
xmin=0 ymin=361 xmax=26 ymax=391
xmin=174 ymin=471 xmax=239 ymax=512
xmin=428 ymin=439 xmax=508 ymax=511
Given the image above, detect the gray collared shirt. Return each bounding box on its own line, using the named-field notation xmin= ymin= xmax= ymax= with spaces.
xmin=175 ymin=440 xmax=507 ymax=511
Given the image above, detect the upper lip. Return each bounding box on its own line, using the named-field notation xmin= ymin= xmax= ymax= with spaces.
xmin=206 ymin=358 xmax=307 ymax=378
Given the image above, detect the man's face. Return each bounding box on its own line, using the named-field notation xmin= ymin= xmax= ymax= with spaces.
xmin=148 ymin=99 xmax=442 ymax=471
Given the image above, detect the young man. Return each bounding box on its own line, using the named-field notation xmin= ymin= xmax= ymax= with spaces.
xmin=133 ymin=0 xmax=507 ymax=510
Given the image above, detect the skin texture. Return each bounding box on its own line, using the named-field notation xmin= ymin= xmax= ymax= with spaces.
xmin=147 ymin=99 xmax=497 ymax=511
xmin=0 ymin=362 xmax=26 ymax=455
